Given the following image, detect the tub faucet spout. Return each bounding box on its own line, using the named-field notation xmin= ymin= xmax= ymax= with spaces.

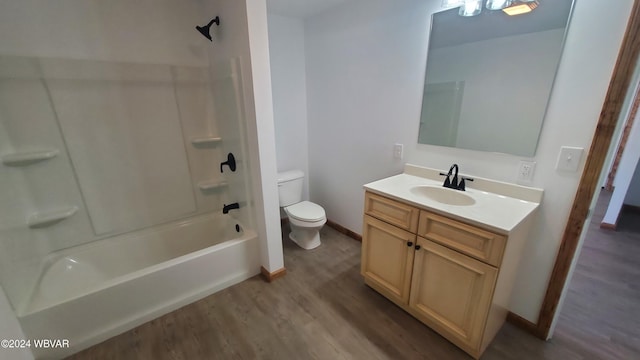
xmin=223 ymin=202 xmax=239 ymax=214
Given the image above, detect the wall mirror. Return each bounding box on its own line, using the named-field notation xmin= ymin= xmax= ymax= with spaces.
xmin=418 ymin=0 xmax=575 ymax=156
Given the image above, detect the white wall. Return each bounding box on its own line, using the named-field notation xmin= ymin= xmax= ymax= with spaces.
xmin=267 ymin=13 xmax=310 ymax=200
xmin=305 ymin=0 xmax=431 ymax=229
xmin=303 ymin=0 xmax=633 ymax=323
xmin=604 ymin=110 xmax=640 ymax=223
xmin=244 ymin=0 xmax=285 ymax=272
xmin=624 ymin=162 xmax=640 ymax=206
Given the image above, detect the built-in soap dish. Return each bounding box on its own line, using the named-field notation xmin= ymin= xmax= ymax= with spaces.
xmin=197 ymin=180 xmax=228 ymax=191
xmin=2 ymin=149 xmax=59 ymax=166
xmin=28 ymin=206 xmax=78 ymax=228
xmin=191 ymin=137 xmax=222 ymax=148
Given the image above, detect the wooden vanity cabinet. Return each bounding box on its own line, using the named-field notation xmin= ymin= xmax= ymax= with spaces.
xmin=362 ymin=191 xmax=518 ymax=359
xmin=409 ymin=237 xmax=497 ymax=356
xmin=361 ymin=215 xmax=415 ymax=305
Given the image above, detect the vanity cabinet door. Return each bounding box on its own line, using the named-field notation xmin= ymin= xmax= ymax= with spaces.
xmin=361 ymin=215 xmax=415 ymax=305
xmin=409 ymin=237 xmax=497 ymax=355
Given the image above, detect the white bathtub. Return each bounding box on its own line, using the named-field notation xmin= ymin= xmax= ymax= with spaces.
xmin=17 ymin=212 xmax=260 ymax=359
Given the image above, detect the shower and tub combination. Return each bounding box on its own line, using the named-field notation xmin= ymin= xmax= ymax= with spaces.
xmin=0 ymin=1 xmax=263 ymax=358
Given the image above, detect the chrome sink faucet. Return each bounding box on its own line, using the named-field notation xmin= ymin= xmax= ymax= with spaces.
xmin=440 ymin=164 xmax=473 ymax=191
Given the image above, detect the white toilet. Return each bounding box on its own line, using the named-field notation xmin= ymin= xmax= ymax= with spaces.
xmin=277 ymin=170 xmax=326 ymax=250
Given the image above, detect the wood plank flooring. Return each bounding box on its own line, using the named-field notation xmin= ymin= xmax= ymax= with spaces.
xmin=552 ymin=191 xmax=640 ymax=360
xmin=68 ymin=197 xmax=640 ymax=359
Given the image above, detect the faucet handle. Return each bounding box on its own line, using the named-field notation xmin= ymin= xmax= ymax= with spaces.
xmin=439 ymin=172 xmax=452 ymax=188
xmin=457 ymin=177 xmax=474 ymax=191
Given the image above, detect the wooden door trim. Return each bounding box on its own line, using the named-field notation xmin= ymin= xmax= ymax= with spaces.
xmin=604 ymin=84 xmax=640 ymax=191
xmin=534 ymin=0 xmax=640 ymax=339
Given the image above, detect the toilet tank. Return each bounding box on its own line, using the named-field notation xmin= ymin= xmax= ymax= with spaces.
xmin=277 ymin=170 xmax=304 ymax=207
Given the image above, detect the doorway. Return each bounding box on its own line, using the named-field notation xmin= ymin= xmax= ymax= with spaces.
xmin=534 ymin=0 xmax=640 ymax=342
xmin=552 ymin=187 xmax=640 ymax=357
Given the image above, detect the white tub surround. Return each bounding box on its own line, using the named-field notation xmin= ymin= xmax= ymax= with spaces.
xmin=19 ymin=213 xmax=259 ymax=359
xmin=0 ymin=1 xmax=272 ymax=360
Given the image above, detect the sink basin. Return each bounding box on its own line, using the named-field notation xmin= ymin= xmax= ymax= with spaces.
xmin=410 ymin=186 xmax=476 ymax=206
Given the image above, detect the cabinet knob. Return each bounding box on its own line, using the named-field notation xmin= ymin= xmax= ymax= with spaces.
xmin=407 ymin=242 xmax=413 ymax=247
xmin=415 ymin=245 xmax=421 ymax=250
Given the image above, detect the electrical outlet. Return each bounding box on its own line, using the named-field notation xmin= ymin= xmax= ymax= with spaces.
xmin=517 ymin=161 xmax=536 ymax=183
xmin=393 ymin=143 xmax=403 ymax=160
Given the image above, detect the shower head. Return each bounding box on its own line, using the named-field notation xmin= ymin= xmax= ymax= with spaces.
xmin=196 ymin=16 xmax=220 ymax=42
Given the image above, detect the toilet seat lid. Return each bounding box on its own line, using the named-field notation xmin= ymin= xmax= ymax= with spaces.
xmin=286 ymin=201 xmax=326 ymax=222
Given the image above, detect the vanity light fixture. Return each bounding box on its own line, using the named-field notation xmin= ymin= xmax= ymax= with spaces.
xmin=452 ymin=0 xmax=539 ymax=17
xmin=503 ymin=0 xmax=539 ymax=16
xmin=442 ymin=0 xmax=464 ymax=7
xmin=485 ymin=0 xmax=512 ymax=10
xmin=459 ymin=0 xmax=483 ymax=16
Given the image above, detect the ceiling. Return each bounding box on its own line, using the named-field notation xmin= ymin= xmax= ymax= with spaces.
xmin=265 ymin=0 xmax=575 ymax=48
xmin=431 ymin=0 xmax=574 ymax=48
xmin=266 ymin=0 xmax=351 ymax=18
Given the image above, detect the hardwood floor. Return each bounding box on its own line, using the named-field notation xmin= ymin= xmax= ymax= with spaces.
xmin=552 ymin=190 xmax=640 ymax=360
xmin=68 ymin=202 xmax=640 ymax=359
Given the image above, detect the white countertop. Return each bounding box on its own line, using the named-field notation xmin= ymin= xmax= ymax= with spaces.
xmin=364 ymin=167 xmax=542 ymax=234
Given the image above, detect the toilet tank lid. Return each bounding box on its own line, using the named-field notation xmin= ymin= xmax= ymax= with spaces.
xmin=277 ymin=170 xmax=304 ymax=183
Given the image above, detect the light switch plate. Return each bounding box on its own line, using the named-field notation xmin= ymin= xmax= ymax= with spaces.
xmin=393 ymin=143 xmax=403 ymax=160
xmin=556 ymin=146 xmax=584 ymax=172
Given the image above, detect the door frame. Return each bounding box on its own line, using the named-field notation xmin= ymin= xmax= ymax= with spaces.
xmin=533 ymin=0 xmax=640 ymax=339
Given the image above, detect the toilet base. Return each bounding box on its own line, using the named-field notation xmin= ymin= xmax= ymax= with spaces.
xmin=289 ymin=227 xmax=321 ymax=250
